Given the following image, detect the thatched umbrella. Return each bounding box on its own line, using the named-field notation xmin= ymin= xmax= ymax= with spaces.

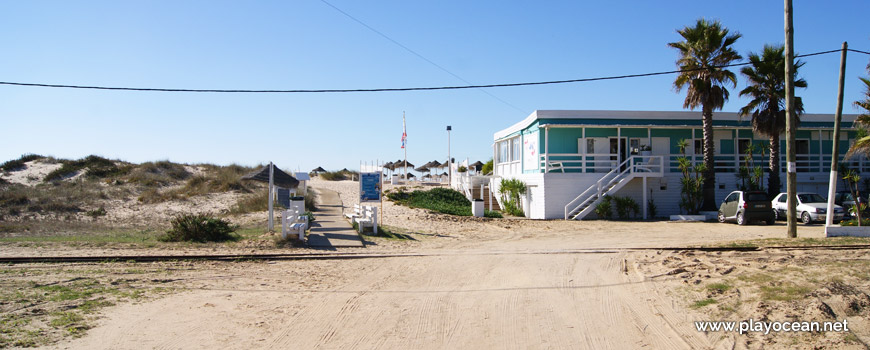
xmin=382 ymin=161 xmax=395 ymax=176
xmin=414 ymin=165 xmax=429 ymax=179
xmin=470 ymin=161 xmax=484 ymax=172
xmin=311 ymin=166 xmax=326 ymax=175
xmin=242 ymin=164 xmax=299 ymax=189
xmin=394 ymin=160 xmax=414 ymax=178
xmin=241 ymin=163 xmax=299 ymax=231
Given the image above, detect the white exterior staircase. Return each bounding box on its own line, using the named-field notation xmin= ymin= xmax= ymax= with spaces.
xmin=564 ymin=156 xmax=663 ymax=220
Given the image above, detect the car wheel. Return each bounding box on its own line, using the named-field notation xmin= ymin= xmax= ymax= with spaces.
xmin=717 ymin=211 xmax=725 ymax=223
xmin=766 ymin=216 xmax=775 ymax=225
xmin=772 ymin=209 xmax=779 ymax=221
xmin=737 ymin=212 xmax=747 ymax=225
xmin=801 ymin=212 xmax=812 ymax=225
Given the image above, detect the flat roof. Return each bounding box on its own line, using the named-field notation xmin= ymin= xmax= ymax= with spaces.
xmin=494 ymin=110 xmax=858 ymax=140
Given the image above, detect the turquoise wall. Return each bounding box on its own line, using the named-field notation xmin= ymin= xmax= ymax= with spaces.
xmin=499 ymin=124 xmax=857 ymax=174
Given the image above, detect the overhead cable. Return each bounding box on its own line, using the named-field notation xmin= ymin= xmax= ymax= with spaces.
xmin=0 ymin=49 xmax=853 ymax=94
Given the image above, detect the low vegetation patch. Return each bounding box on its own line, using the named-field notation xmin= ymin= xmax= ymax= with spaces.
xmin=710 ymin=236 xmax=870 ymax=248
xmin=499 ymin=178 xmax=526 ymax=217
xmin=0 ymin=182 xmax=114 ymax=217
xmin=691 ymin=298 xmax=717 ymax=308
xmin=351 ymin=223 xmax=416 ymax=240
xmin=160 ymin=213 xmax=239 ymax=243
xmin=387 ymin=187 xmax=500 ymax=218
xmin=0 ymin=154 xmax=44 ymax=172
xmin=138 ymin=164 xmax=257 ymax=204
xmin=126 ymin=161 xmax=190 ymax=186
xmin=653 ymin=249 xmax=870 ymax=348
xmin=840 ymin=218 xmax=870 ymax=226
xmin=0 ymin=263 xmax=177 ymax=347
xmin=594 ymin=195 xmax=641 ymax=220
xmin=319 ymin=170 xmax=358 ymax=181
xmin=44 ymin=155 xmax=128 ymax=182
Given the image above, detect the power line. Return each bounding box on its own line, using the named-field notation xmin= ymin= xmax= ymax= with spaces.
xmin=849 ymin=48 xmax=870 ymax=56
xmin=318 ymin=0 xmax=527 ymax=113
xmin=0 ymin=49 xmax=851 ymax=93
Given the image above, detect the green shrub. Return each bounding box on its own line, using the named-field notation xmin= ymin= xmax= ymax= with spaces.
xmin=502 ymin=200 xmax=525 ymax=217
xmin=388 ymin=187 xmax=479 ymax=216
xmin=161 ymin=214 xmax=238 ymax=242
xmin=85 ymin=206 xmax=107 ymax=218
xmin=613 ymin=195 xmax=640 ymax=220
xmin=484 ymin=210 xmax=502 ymax=218
xmin=595 ymin=196 xmax=613 ymax=219
xmin=841 ymin=218 xmax=870 ymax=226
xmin=648 ymin=199 xmax=658 ymax=219
xmin=481 ymin=159 xmax=493 ymax=175
xmin=1 ymin=154 xmax=43 ymax=171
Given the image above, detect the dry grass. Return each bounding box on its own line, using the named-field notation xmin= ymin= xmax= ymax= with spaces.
xmin=136 ymin=164 xmax=258 ymax=204
xmin=125 ymin=161 xmax=190 ymax=187
xmin=0 ymin=154 xmax=43 ymax=172
xmin=0 ymin=262 xmax=180 ymax=348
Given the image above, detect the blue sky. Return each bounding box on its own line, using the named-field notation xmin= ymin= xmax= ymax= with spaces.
xmin=1 ymin=1 xmax=868 ymax=172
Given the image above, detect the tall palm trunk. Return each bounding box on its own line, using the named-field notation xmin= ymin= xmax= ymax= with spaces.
xmin=701 ymin=105 xmax=717 ymax=210
xmin=768 ymin=134 xmax=781 ymax=198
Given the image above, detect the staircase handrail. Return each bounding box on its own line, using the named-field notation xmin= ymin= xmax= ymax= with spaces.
xmin=564 ymin=156 xmax=634 ymax=219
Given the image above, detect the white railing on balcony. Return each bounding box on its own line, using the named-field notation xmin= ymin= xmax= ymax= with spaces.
xmin=539 ymin=153 xmax=870 ymax=174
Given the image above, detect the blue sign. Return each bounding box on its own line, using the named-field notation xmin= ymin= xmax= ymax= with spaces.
xmin=360 ymin=172 xmax=381 ymax=202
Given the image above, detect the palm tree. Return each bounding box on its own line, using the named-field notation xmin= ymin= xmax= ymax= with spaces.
xmin=738 ymin=44 xmax=807 ymax=198
xmin=846 ymin=67 xmax=870 ymax=158
xmin=669 ymin=19 xmax=742 ymax=210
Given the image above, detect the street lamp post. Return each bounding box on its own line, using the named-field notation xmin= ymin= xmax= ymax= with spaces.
xmin=447 ymin=126 xmax=452 ymax=187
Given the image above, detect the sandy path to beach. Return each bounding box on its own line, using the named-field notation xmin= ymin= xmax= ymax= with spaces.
xmin=55 ymin=249 xmax=711 ymax=350
xmin=43 ymin=179 xmax=829 ymax=349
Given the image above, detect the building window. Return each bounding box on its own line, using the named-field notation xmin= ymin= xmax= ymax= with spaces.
xmin=587 ymin=139 xmax=595 ymax=153
xmin=511 ymin=138 xmax=521 ymax=162
xmin=694 ymin=140 xmax=703 ymax=155
xmin=498 ymin=140 xmax=509 ymax=163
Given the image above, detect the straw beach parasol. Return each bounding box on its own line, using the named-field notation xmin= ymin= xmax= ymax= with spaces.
xmin=470 ymin=161 xmax=484 ymax=172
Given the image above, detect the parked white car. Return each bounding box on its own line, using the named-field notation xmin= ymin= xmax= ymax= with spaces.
xmin=771 ymin=192 xmax=844 ymax=224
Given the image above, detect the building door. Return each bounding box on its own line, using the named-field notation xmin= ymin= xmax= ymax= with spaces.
xmin=610 ymin=138 xmax=627 ymax=171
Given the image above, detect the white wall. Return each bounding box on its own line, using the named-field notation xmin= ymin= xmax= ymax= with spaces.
xmin=499 ymin=170 xmax=866 ymax=220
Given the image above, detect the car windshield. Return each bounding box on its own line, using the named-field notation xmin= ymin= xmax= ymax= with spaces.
xmin=798 ymin=194 xmax=826 ymax=203
xmin=744 ymin=193 xmax=768 ymax=202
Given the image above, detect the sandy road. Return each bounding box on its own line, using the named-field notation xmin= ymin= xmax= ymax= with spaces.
xmin=55 ymin=249 xmax=713 ymax=350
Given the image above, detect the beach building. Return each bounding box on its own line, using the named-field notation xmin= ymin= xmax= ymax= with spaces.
xmin=479 ymin=110 xmax=865 ymax=220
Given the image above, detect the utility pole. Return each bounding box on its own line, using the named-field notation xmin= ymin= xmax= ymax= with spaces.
xmin=826 ymin=42 xmax=848 ymax=229
xmin=447 ymin=125 xmax=452 ymax=187
xmin=268 ymin=162 xmax=274 ymax=231
xmin=784 ymin=0 xmax=797 ymax=238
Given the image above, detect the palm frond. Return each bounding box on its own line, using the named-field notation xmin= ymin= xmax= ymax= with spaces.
xmin=846 ymin=135 xmax=870 ymax=159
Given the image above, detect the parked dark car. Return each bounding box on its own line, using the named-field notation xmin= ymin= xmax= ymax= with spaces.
xmin=718 ymin=191 xmax=775 ymax=225
xmin=834 ymin=191 xmax=868 ymax=218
